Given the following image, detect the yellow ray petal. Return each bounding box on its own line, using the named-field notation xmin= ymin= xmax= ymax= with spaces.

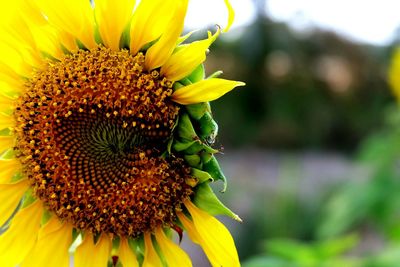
xmin=95 ymin=0 xmax=136 ymax=51
xmin=0 ymin=201 xmax=43 ymax=267
xmin=143 ymin=232 xmax=163 ymax=267
xmin=118 ymin=238 xmax=139 ymax=267
xmin=0 ymin=159 xmax=20 ymax=184
xmin=161 ymin=29 xmax=220 ymax=82
xmin=155 ymin=227 xmax=192 ymax=267
xmin=183 ymin=201 xmax=240 ymax=267
xmin=389 ymin=48 xmax=400 ymax=100
xmin=0 ymin=136 xmax=14 ymax=153
xmin=0 ymin=113 xmax=15 ymax=129
xmin=75 ymin=233 xmax=111 ymax=267
xmin=36 ymin=0 xmax=96 ymax=49
xmin=0 ymin=42 xmax=33 ymax=78
xmin=223 ymin=0 xmax=235 ymax=32
xmin=20 ymin=217 xmax=73 ymax=267
xmin=30 ymin=25 xmax=64 ymax=60
xmin=129 ymin=0 xmax=176 ymax=55
xmin=144 ymin=0 xmax=189 ymax=70
xmin=171 ymin=78 xmax=245 ymax=105
xmin=0 ymin=179 xmax=29 ymax=228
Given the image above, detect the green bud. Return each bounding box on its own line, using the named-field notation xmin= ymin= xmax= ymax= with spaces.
xmin=203 ymin=156 xmax=227 ymax=192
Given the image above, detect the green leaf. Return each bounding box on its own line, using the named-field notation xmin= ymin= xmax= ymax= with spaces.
xmin=172 ymin=140 xmax=198 ymax=152
xmin=193 ymin=183 xmax=241 ymax=221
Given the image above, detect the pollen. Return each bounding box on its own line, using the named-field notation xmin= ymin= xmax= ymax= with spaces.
xmin=14 ymin=46 xmax=193 ymax=237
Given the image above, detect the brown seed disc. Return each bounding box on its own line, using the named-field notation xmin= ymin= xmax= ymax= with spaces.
xmin=14 ymin=46 xmax=193 ymax=237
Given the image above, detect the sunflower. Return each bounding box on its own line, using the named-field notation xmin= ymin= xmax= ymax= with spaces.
xmin=0 ymin=0 xmax=244 ymax=266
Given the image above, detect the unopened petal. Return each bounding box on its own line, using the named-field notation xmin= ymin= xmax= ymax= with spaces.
xmin=171 ymin=78 xmax=245 ymax=105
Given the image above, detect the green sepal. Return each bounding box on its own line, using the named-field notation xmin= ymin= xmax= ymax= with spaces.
xmin=21 ymin=189 xmax=36 ymax=208
xmin=179 ymin=77 xmax=193 ymax=86
xmin=184 ymin=154 xmax=202 ymax=169
xmin=177 ymin=113 xmax=198 ymax=141
xmin=1 ymin=148 xmax=15 ymax=159
xmin=41 ymin=209 xmax=52 ymax=225
xmin=173 ymin=81 xmax=185 ymax=91
xmin=186 ymin=64 xmax=205 ymax=83
xmin=186 ymin=103 xmax=210 ymax=121
xmin=184 ymin=141 xmax=219 ymax=155
xmin=119 ymin=23 xmax=131 ymax=50
xmin=173 ymin=139 xmax=198 ymax=152
xmin=112 ymin=236 xmax=121 ymax=252
xmin=193 ymin=183 xmax=242 ymax=222
xmin=203 ymin=156 xmax=227 ymax=192
xmin=191 ymin=168 xmax=214 ymax=183
xmin=199 ymin=112 xmax=218 ymax=142
xmin=200 ymin=150 xmax=213 ymax=164
xmin=207 ymin=70 xmax=223 ymax=79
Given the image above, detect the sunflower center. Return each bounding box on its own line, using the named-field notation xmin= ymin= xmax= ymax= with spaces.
xmin=14 ymin=46 xmax=193 ymax=237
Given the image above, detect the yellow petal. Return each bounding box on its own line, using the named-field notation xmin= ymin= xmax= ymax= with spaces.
xmin=389 ymin=47 xmax=400 ymax=100
xmin=143 ymin=232 xmax=163 ymax=267
xmin=0 ymin=179 xmax=28 ymax=226
xmin=171 ymin=78 xmax=245 ymax=105
xmin=161 ymin=29 xmax=220 ymax=81
xmin=75 ymin=233 xmax=111 ymax=267
xmin=0 ymin=41 xmax=33 ymax=77
xmin=20 ymin=217 xmax=73 ymax=267
xmin=183 ymin=201 xmax=240 ymax=267
xmin=0 ymin=201 xmax=43 ymax=267
xmin=0 ymin=136 xmax=14 ymax=153
xmin=223 ymin=0 xmax=235 ymax=32
xmin=129 ymin=0 xmax=176 ymax=55
xmin=118 ymin=238 xmax=139 ymax=267
xmin=0 ymin=113 xmax=14 ymax=129
xmin=0 ymin=159 xmax=20 ymax=184
xmin=95 ymin=0 xmax=136 ymax=51
xmin=155 ymin=227 xmax=192 ymax=267
xmin=30 ymin=25 xmax=64 ymax=60
xmin=36 ymin=0 xmax=96 ymax=49
xmin=144 ymin=0 xmax=189 ymax=70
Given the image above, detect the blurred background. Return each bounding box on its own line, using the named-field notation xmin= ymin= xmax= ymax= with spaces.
xmin=183 ymin=0 xmax=400 ymax=266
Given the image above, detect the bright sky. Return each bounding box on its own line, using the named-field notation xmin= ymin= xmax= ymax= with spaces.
xmin=185 ymin=0 xmax=400 ymax=45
